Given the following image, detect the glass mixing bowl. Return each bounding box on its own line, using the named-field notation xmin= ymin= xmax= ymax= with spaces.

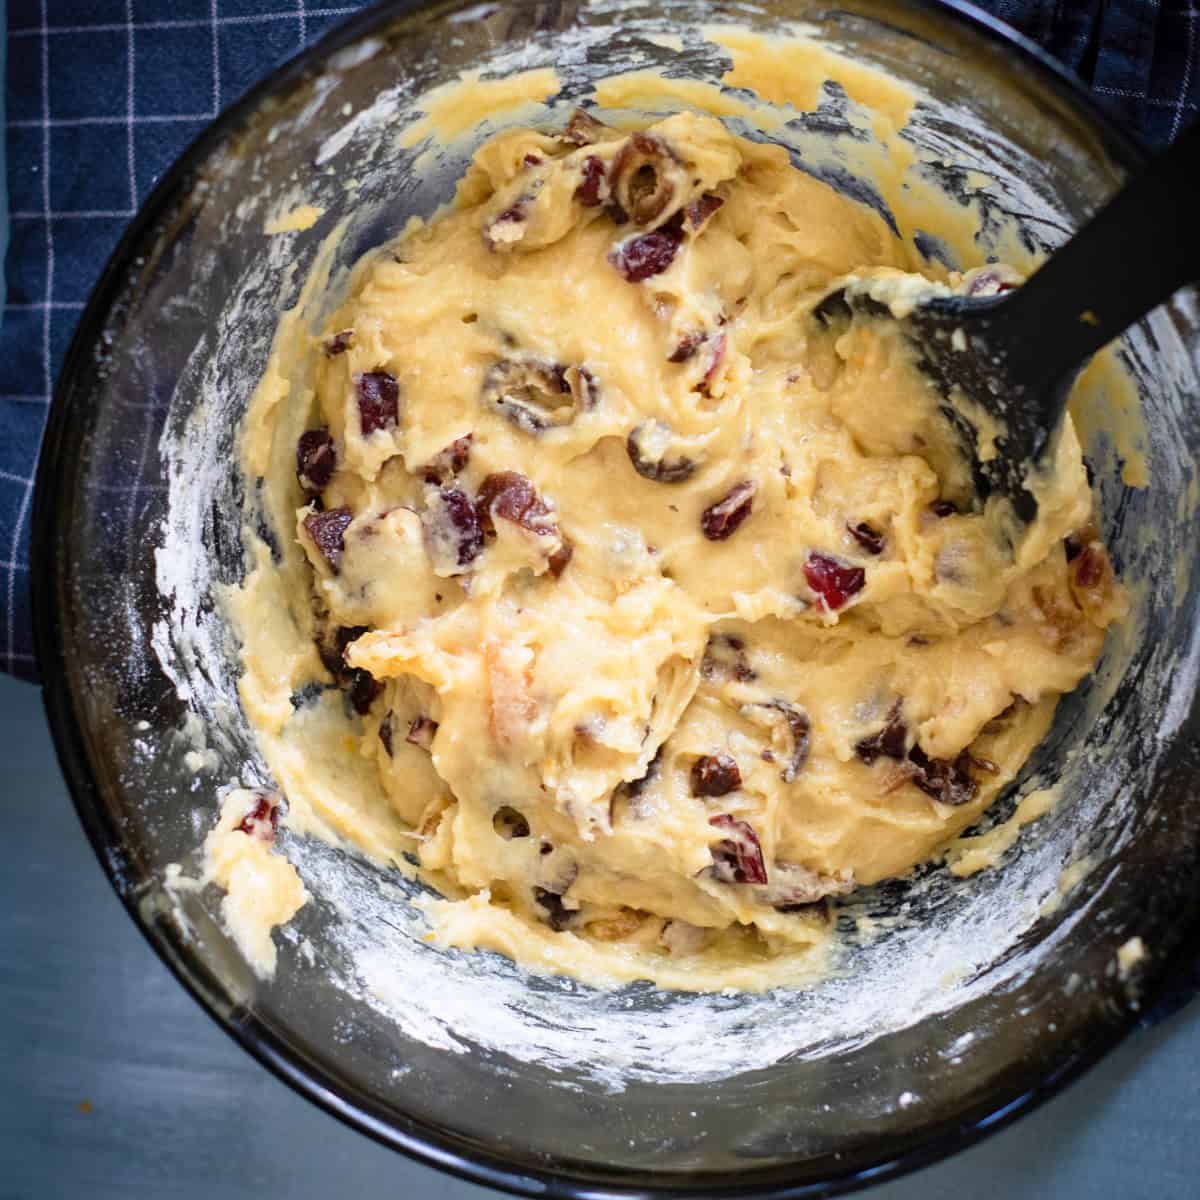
xmin=31 ymin=0 xmax=1200 ymax=1195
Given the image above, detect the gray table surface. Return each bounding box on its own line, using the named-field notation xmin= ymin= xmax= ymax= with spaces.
xmin=2 ymin=669 xmax=1197 ymax=1200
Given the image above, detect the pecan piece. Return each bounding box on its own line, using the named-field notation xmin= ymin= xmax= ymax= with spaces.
xmin=691 ymin=753 xmax=742 ymax=798
xmin=626 ymin=420 xmax=697 ymax=484
xmin=701 ymin=481 xmax=756 ymax=541
xmin=296 ymin=428 xmax=336 ymax=496
xmin=303 ymin=506 xmax=353 ymax=572
xmin=708 ymin=815 xmax=768 ymax=885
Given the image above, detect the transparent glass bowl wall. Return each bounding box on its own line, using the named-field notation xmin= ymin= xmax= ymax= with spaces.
xmin=34 ymin=1 xmax=1200 ymax=1195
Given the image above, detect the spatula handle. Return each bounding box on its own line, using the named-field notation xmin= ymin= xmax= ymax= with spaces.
xmin=995 ymin=118 xmax=1200 ymax=390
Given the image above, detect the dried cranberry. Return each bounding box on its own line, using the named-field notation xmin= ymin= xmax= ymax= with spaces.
xmin=303 ymin=506 xmax=353 ymax=572
xmin=931 ymin=499 xmax=958 ymax=517
xmin=575 ymin=155 xmax=605 ymax=207
xmin=804 ymin=552 xmax=866 ymax=611
xmin=236 ymin=790 xmax=280 ymax=841
xmin=701 ymin=481 xmax=756 ymax=541
xmin=848 ymin=521 xmax=884 ymax=555
xmin=907 ymin=746 xmax=977 ymax=806
xmin=379 ymin=711 xmax=395 ymax=757
xmin=685 ymin=192 xmax=724 ymax=232
xmin=708 ymin=815 xmax=768 ymax=885
xmin=323 ymin=329 xmax=354 ymax=356
xmin=421 ymin=434 xmax=473 ymax=484
xmin=347 ymin=668 xmax=382 ymax=715
xmin=609 ymin=226 xmax=684 ymax=282
xmin=533 ymin=886 xmax=576 ymax=931
xmin=296 ymin=429 xmax=336 ymax=495
xmin=406 ymin=715 xmax=438 ymax=750
xmin=855 ymin=705 xmax=908 ymax=764
xmin=476 ymin=471 xmax=555 ymax=535
xmin=355 ymin=371 xmax=399 ymax=434
xmin=423 ymin=487 xmax=483 ymax=571
xmin=691 ymin=754 xmax=742 ymax=797
xmin=522 ymin=153 xmax=542 ymax=167
xmin=493 ymin=805 xmax=531 ymax=839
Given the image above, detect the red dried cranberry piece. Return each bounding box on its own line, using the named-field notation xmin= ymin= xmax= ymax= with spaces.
xmin=575 ymin=155 xmax=605 ymax=207
xmin=609 ymin=226 xmax=684 ymax=283
xmin=355 ymin=371 xmax=399 ymax=434
xmin=323 ymin=329 xmax=354 ymax=356
xmin=848 ymin=521 xmax=884 ymax=555
xmin=296 ymin=429 xmax=336 ymax=495
xmin=708 ymin=815 xmax=768 ymax=885
xmin=907 ymin=746 xmax=977 ymax=806
xmin=303 ymin=506 xmax=353 ymax=572
xmin=476 ymin=471 xmax=555 ymax=535
xmin=421 ymin=434 xmax=473 ymax=484
xmin=406 ymin=715 xmax=438 ymax=750
xmin=685 ymin=192 xmax=724 ymax=231
xmin=424 ymin=487 xmax=484 ymax=569
xmin=855 ymin=705 xmax=908 ymax=764
xmin=533 ymin=886 xmax=576 ymax=930
xmin=379 ymin=711 xmax=395 ymax=757
xmin=691 ymin=753 xmax=742 ymax=797
xmin=236 ymin=790 xmax=280 ymax=841
xmin=804 ymin=551 xmax=866 ymax=611
xmin=931 ymin=499 xmax=958 ymax=517
xmin=701 ymin=481 xmax=756 ymax=541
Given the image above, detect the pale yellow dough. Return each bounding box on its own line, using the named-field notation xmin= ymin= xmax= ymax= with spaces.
xmin=225 ymin=100 xmax=1124 ymax=990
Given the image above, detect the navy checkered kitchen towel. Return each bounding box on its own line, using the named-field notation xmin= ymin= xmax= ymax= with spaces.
xmin=2 ymin=1 xmax=1199 ymax=683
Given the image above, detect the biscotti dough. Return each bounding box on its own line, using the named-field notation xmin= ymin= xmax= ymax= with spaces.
xmin=219 ymin=62 xmax=1124 ymax=991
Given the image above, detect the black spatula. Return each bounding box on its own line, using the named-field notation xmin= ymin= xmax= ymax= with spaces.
xmin=815 ymin=119 xmax=1200 ymax=522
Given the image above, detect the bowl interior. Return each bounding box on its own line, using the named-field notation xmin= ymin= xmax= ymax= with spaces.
xmin=35 ymin=0 xmax=1200 ymax=1194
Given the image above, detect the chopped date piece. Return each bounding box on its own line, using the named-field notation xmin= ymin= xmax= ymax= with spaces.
xmin=930 ymin=499 xmax=958 ymax=517
xmin=323 ymin=329 xmax=354 ymax=356
xmin=559 ymin=107 xmax=613 ymax=147
xmin=355 ymin=371 xmax=399 ymax=434
xmin=303 ymin=506 xmax=354 ymax=572
xmin=668 ymin=330 xmax=706 ymax=363
xmin=296 ymin=428 xmax=336 ymax=495
xmin=848 ymin=521 xmax=884 ymax=555
xmin=700 ymin=633 xmax=755 ymax=683
xmin=690 ymin=753 xmax=742 ymax=797
xmin=609 ymin=225 xmax=684 ymax=283
xmin=708 ymin=815 xmax=768 ymax=885
xmin=575 ymin=155 xmax=606 ymax=207
xmin=482 ymin=355 xmax=577 ymax=432
xmin=606 ymin=201 xmax=630 ymax=226
xmin=522 ymin=153 xmax=542 ymax=167
xmin=533 ymin=886 xmax=577 ymax=931
xmin=609 ymin=133 xmax=685 ymax=227
xmin=236 ymin=790 xmax=280 ymax=841
xmin=1073 ymin=543 xmax=1106 ymax=589
xmin=476 ymin=471 xmax=556 ymax=536
xmin=493 ymin=805 xmax=531 ymax=839
xmin=701 ymin=481 xmax=756 ymax=541
xmin=547 ymin=536 xmax=574 ymax=577
xmin=1064 ymin=532 xmax=1084 ymax=562
xmin=406 ymin=715 xmax=438 ymax=750
xmin=626 ymin=420 xmax=697 ymax=484
xmin=379 ymin=711 xmax=395 ymax=757
xmin=804 ymin=551 xmax=866 ymax=612
xmin=347 ymin=668 xmax=382 ymax=716
xmin=684 ymin=192 xmax=724 ymax=232
xmin=854 ymin=704 xmax=908 ymax=764
xmin=422 ymin=486 xmax=484 ymax=573
xmin=741 ymin=700 xmax=810 ymax=782
xmin=563 ymin=364 xmax=600 ymax=410
xmin=907 ymin=745 xmax=978 ymax=806
xmin=421 ymin=434 xmax=473 ymax=484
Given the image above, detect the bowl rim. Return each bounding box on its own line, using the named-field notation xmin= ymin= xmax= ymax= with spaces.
xmin=30 ymin=0 xmax=1194 ymax=1196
